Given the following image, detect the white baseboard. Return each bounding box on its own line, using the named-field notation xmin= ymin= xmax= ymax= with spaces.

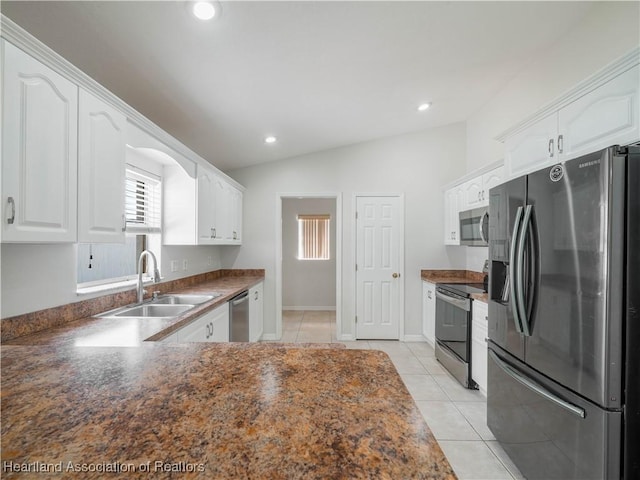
xmin=402 ymin=334 xmax=428 ymax=342
xmin=282 ymin=306 xmax=337 ymax=311
xmin=338 ymin=334 xmax=355 ymax=341
xmin=261 ymin=333 xmax=280 ymax=341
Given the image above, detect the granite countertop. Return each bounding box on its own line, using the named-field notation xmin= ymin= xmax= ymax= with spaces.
xmin=420 ymin=269 xmax=485 ymax=284
xmin=4 ymin=275 xmax=265 ymax=347
xmin=2 ymin=343 xmax=456 ymax=479
xmin=2 ymin=273 xmax=457 ymax=479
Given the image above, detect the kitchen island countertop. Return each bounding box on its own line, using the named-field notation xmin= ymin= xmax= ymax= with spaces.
xmin=1 ymin=342 xmax=457 ymax=479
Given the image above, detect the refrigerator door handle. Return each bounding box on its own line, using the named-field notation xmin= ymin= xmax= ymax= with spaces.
xmin=509 ymin=206 xmax=525 ymax=333
xmin=489 ymin=350 xmax=586 ymax=418
xmin=516 ymin=205 xmax=534 ymax=336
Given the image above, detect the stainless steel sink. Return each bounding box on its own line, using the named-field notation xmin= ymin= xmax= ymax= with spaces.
xmin=112 ymin=304 xmax=193 ymax=318
xmin=98 ymin=292 xmax=222 ymax=319
xmin=153 ymin=294 xmax=219 ymax=305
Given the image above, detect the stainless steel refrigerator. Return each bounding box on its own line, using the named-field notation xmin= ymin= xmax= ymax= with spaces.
xmin=487 ymin=145 xmax=639 ymax=479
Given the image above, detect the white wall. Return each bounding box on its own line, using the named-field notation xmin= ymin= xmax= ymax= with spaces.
xmin=282 ymin=198 xmax=336 ymax=310
xmin=0 ymin=242 xmax=223 ymax=318
xmin=222 ymin=123 xmax=467 ymax=340
xmin=463 ymin=1 xmax=639 ymax=270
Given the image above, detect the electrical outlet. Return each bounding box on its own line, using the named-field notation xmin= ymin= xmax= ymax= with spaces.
xmin=182 ymin=259 xmax=188 ymax=271
xmin=171 ymin=260 xmax=178 ymax=272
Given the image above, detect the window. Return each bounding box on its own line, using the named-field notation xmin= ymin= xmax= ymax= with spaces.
xmin=125 ymin=167 xmax=162 ymax=234
xmin=297 ymin=214 xmax=330 ymax=260
xmin=76 ymin=166 xmax=162 ymax=290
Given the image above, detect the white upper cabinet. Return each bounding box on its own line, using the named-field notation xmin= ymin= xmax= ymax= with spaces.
xmin=462 ymin=166 xmax=504 ymax=211
xmin=444 ymin=184 xmax=464 ymax=245
xmin=164 ymin=162 xmax=243 ymax=246
xmin=2 ymin=41 xmax=78 ymax=243
xmin=504 ymin=114 xmax=557 ymax=179
xmin=78 ymin=89 xmax=126 ymax=243
xmin=558 ymin=64 xmax=640 ymax=159
xmin=197 ymin=168 xmax=216 ymax=244
xmin=505 ymin=63 xmax=640 ymax=179
xmin=212 ymin=176 xmax=242 ymax=245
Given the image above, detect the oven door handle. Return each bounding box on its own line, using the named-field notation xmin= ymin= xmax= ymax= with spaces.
xmin=436 ymin=290 xmax=470 ymax=311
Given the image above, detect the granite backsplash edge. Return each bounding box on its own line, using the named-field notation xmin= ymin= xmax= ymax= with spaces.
xmin=1 ymin=269 xmax=264 ymax=343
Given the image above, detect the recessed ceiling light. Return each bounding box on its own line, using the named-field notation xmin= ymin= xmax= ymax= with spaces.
xmin=417 ymin=102 xmax=431 ymax=112
xmin=265 ymin=136 xmax=277 ymax=144
xmin=192 ymin=1 xmax=219 ymax=21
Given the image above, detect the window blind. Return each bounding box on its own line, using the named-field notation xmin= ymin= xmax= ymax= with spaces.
xmin=297 ymin=214 xmax=330 ymax=260
xmin=125 ymin=167 xmax=162 ymax=234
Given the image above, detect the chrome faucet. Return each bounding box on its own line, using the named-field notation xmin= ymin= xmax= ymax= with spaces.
xmin=137 ymin=250 xmax=161 ymax=303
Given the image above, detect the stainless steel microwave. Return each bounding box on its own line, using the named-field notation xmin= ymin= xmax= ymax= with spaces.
xmin=459 ymin=207 xmax=489 ymax=246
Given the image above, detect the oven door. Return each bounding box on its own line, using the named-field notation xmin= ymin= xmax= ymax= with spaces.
xmin=435 ymin=288 xmax=471 ymax=362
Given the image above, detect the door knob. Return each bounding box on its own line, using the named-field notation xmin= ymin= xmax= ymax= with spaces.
xmin=392 ymin=273 xmax=400 ymax=278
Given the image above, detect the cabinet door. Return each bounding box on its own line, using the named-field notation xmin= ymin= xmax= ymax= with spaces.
xmin=559 ymin=64 xmax=640 ymax=161
xmin=197 ymin=170 xmax=215 ymax=244
xmin=504 ymin=113 xmax=557 ymax=180
xmin=212 ymin=176 xmax=230 ymax=243
xmin=229 ymin=186 xmax=243 ymax=244
xmin=471 ymin=300 xmax=489 ymax=394
xmin=178 ymin=303 xmax=229 ymax=342
xmin=463 ymin=177 xmax=483 ymax=210
xmin=78 ymin=89 xmax=126 ymax=243
xmin=422 ymin=282 xmax=436 ymax=347
xmin=482 ymin=166 xmax=504 ymax=200
xmin=249 ymin=282 xmax=264 ymax=342
xmin=2 ymin=41 xmax=78 ymax=243
xmin=444 ymin=185 xmax=463 ymax=245
xmin=211 ymin=303 xmax=230 ymax=342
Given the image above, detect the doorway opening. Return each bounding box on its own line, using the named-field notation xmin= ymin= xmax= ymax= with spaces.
xmin=274 ymin=193 xmax=342 ymax=342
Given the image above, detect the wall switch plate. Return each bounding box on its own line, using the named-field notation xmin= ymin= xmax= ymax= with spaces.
xmin=183 ymin=259 xmax=188 ymax=271
xmin=170 ymin=260 xmax=178 ymax=272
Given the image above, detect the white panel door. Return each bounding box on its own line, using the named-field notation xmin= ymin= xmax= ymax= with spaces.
xmin=2 ymin=41 xmax=78 ymax=242
xmin=356 ymin=196 xmax=402 ymax=339
xmin=78 ymin=89 xmax=126 ymax=243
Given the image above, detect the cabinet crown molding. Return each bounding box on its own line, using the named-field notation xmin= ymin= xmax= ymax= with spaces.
xmin=0 ymin=14 xmax=244 ymax=192
xmin=495 ymin=47 xmax=640 ymax=143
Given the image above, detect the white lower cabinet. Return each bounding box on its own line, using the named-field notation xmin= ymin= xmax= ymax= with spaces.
xmin=422 ymin=281 xmax=436 ymax=347
xmin=249 ymin=282 xmax=264 ymax=342
xmin=168 ymin=303 xmax=229 ymax=343
xmin=471 ymin=300 xmax=489 ymax=395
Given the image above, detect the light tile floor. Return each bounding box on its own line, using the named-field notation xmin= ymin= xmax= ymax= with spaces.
xmin=263 ymin=310 xmax=525 ymax=480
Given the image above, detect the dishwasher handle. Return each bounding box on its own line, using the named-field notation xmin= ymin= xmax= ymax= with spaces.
xmin=231 ymin=291 xmax=249 ymax=306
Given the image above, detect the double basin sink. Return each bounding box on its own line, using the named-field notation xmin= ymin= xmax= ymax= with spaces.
xmin=100 ymin=294 xmax=222 ymax=319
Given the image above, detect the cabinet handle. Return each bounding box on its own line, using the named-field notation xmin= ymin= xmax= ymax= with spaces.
xmin=548 ymin=138 xmax=554 ymax=158
xmin=212 ymin=228 xmax=216 ymax=239
xmin=557 ymin=134 xmax=564 ymax=154
xmin=254 ymin=291 xmax=258 ymax=300
xmin=122 ymin=214 xmax=126 ymax=232
xmin=427 ymin=291 xmax=432 ymax=299
xmin=233 ymin=230 xmax=237 ymax=240
xmin=7 ymin=197 xmax=15 ymax=225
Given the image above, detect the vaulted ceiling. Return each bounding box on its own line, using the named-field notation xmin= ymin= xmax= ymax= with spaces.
xmin=1 ymin=1 xmax=597 ymax=171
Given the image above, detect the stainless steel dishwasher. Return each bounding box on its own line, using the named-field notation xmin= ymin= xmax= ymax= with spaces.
xmin=229 ymin=290 xmax=249 ymax=341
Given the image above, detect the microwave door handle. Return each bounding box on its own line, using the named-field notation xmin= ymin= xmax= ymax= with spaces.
xmin=516 ymin=205 xmax=533 ymax=336
xmin=509 ymin=206 xmax=524 ymax=334
xmin=479 ymin=211 xmax=489 ymax=244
